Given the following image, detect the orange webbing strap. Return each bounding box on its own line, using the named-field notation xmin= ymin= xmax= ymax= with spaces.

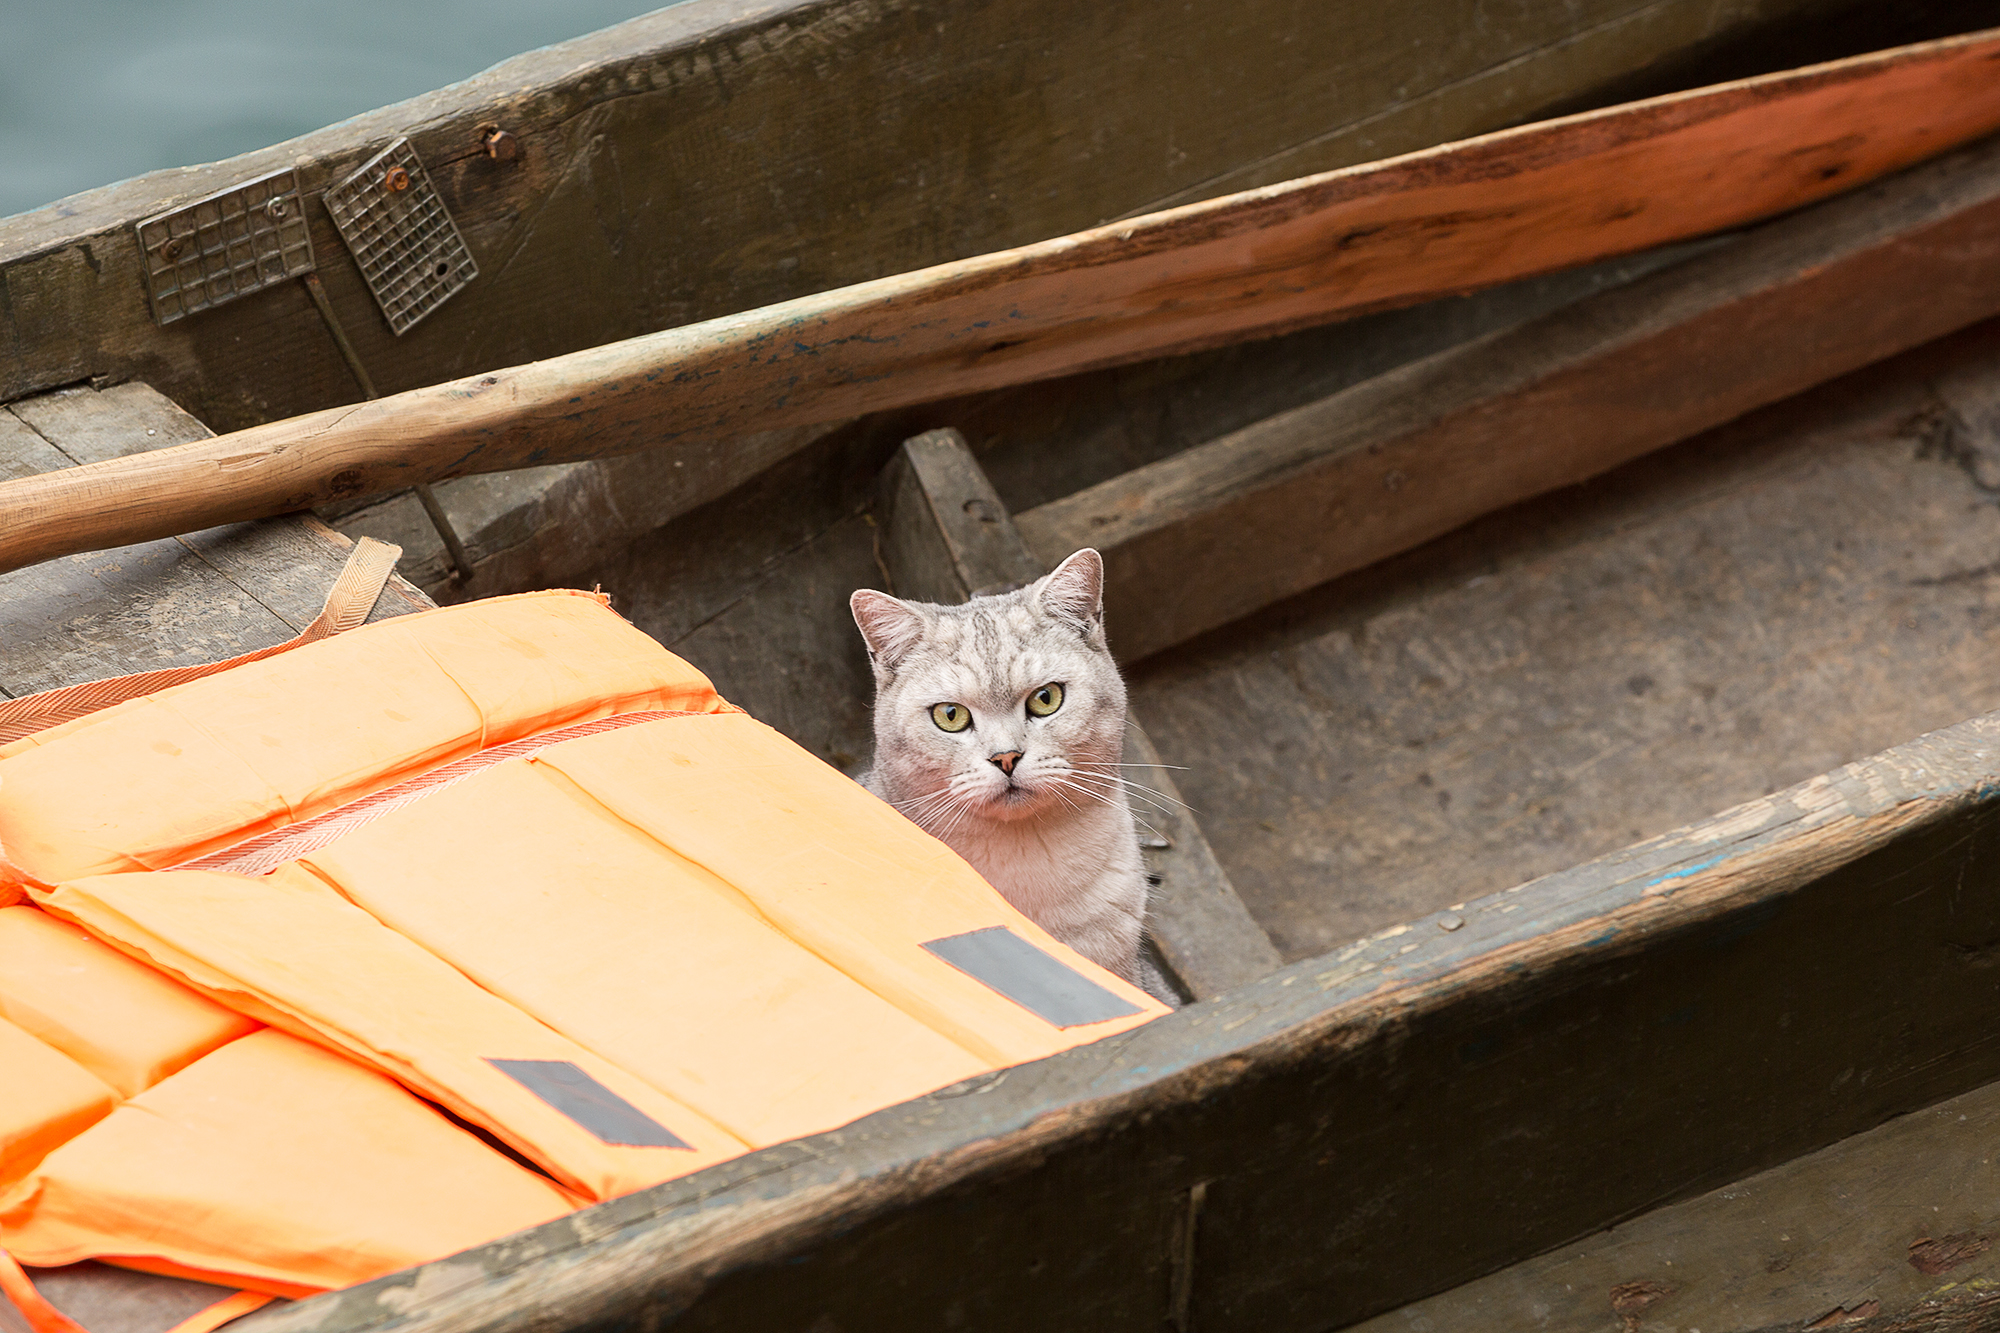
xmin=0 ymin=1250 xmax=86 ymax=1333
xmin=0 ymin=537 xmax=402 ymax=746
xmin=0 ymin=1251 xmax=273 ymax=1333
xmin=162 ymin=1291 xmax=275 ymax=1333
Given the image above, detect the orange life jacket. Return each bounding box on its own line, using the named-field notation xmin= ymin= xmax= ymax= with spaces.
xmin=0 ymin=584 xmax=1166 ymax=1321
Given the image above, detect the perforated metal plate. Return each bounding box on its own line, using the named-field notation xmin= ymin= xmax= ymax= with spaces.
xmin=135 ymin=169 xmax=314 ymax=325
xmin=323 ymin=138 xmax=477 ymax=336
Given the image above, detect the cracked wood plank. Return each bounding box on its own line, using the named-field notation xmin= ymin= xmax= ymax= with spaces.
xmin=9 ymin=28 xmax=2000 ymax=576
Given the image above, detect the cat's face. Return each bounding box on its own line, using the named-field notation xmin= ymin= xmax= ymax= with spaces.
xmin=852 ymin=550 xmax=1127 ymax=830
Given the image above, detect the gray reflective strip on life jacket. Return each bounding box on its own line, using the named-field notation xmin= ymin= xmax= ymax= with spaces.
xmin=487 ymin=1059 xmax=692 ymax=1149
xmin=921 ymin=928 xmax=1142 ymax=1028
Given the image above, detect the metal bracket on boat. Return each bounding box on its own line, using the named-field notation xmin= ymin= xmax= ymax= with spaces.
xmin=135 ymin=168 xmax=316 ymax=326
xmin=322 ymin=138 xmax=478 ymax=336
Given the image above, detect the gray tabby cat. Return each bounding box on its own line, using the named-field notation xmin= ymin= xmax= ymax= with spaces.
xmin=850 ymin=548 xmax=1177 ymax=1004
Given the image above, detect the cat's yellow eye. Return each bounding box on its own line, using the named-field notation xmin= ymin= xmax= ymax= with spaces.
xmin=1026 ymin=683 xmax=1065 ymax=717
xmin=932 ymin=702 xmax=972 ymax=733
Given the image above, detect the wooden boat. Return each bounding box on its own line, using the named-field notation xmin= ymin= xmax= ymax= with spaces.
xmin=11 ymin=2 xmax=2000 ymax=1329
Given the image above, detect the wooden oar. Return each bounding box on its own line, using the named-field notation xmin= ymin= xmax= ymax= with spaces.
xmin=5 ymin=28 xmax=2000 ymax=576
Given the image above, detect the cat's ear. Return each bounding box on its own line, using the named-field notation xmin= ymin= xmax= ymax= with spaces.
xmin=851 ymin=589 xmax=928 ymax=669
xmin=1036 ymin=548 xmax=1104 ymax=633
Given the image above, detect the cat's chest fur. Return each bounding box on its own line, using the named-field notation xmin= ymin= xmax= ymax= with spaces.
xmin=862 ymin=763 xmax=1149 ymax=978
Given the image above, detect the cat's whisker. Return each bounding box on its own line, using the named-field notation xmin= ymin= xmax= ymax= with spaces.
xmin=1075 ymin=768 xmax=1193 ymax=813
xmin=1044 ymin=783 xmax=1092 ymax=820
xmin=1060 ymin=769 xmax=1182 ymax=818
xmin=889 ymin=784 xmax=959 ymax=818
xmin=895 ymin=790 xmax=961 ymax=828
xmin=1046 ymin=775 xmax=1122 ymax=812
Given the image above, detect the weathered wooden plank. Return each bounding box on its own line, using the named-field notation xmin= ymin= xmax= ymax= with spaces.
xmin=0 ymin=411 xmax=69 ymax=481
xmin=10 ymin=31 xmax=2000 ymax=578
xmin=0 ymin=0 xmax=1918 ymax=434
xmin=0 ymin=383 xmax=430 ymax=699
xmin=0 ymin=534 xmax=297 ymax=697
xmin=1018 ymin=128 xmax=2000 ymax=662
xmin=1120 ymin=720 xmax=1285 ymax=1001
xmin=873 ymin=428 xmax=1292 ymax=1002
xmin=1355 ymin=1071 xmax=2000 ymax=1331
xmin=1126 ymin=315 xmax=2000 ymax=962
xmin=875 ymin=429 xmax=1048 ymax=602
xmin=8 ymin=382 xmax=213 ymax=466
xmin=240 ymin=701 xmax=2000 ymax=1333
xmin=180 ymin=516 xmax=432 ymax=632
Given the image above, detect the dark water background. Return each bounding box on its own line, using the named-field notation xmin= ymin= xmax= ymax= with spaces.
xmin=0 ymin=0 xmax=674 ymax=220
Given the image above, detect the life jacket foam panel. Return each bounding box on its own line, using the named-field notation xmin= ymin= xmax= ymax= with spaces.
xmin=0 ymin=1030 xmax=576 ymax=1295
xmin=0 ymin=1018 xmax=116 ymax=1190
xmin=0 ymin=906 xmax=257 ymax=1097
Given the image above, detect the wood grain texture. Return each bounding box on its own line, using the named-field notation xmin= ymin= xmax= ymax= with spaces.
xmin=8 ymin=29 xmax=2000 ymax=577
xmin=581 ymin=422 xmax=904 ymax=777
xmin=0 ymin=411 xmax=69 ymax=482
xmin=1354 ymin=1072 xmax=2000 ymax=1330
xmin=8 ymin=383 xmax=213 ymax=466
xmin=0 ymin=0 xmax=1912 ymax=435
xmin=0 ymin=384 xmax=430 ymax=700
xmin=236 ymin=702 xmax=2000 ymax=1333
xmin=1121 ymin=721 xmax=1285 ymax=1001
xmin=1127 ymin=316 xmax=2000 ymax=962
xmin=1019 ymin=127 xmax=2000 ymax=663
xmin=869 ymin=429 xmax=1281 ymax=1001
xmin=875 ymin=429 xmax=1047 ymax=602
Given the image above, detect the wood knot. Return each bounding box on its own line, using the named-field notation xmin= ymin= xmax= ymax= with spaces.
xmin=326 ymin=468 xmax=367 ymax=498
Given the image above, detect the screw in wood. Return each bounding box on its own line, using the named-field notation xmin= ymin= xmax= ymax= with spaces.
xmin=265 ymin=197 xmax=288 ymax=221
xmin=479 ymin=125 xmax=520 ymax=162
xmin=382 ymin=165 xmax=411 ymax=192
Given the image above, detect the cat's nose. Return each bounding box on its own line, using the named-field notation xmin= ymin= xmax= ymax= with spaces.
xmin=988 ymin=750 xmax=1023 ymax=775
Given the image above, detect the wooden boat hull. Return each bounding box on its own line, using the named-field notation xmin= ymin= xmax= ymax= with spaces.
xmin=11 ymin=4 xmax=2000 ymax=1331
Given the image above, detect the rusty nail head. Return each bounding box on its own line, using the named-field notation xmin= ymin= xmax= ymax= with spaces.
xmin=157 ymin=235 xmax=184 ymax=260
xmin=383 ymin=165 xmax=411 ymax=192
xmin=481 ymin=125 xmax=519 ymax=161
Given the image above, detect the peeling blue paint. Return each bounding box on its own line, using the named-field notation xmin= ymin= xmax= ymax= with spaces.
xmin=1645 ymin=853 xmax=1726 ymax=890
xmin=1585 ymin=927 xmax=1619 ymax=947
